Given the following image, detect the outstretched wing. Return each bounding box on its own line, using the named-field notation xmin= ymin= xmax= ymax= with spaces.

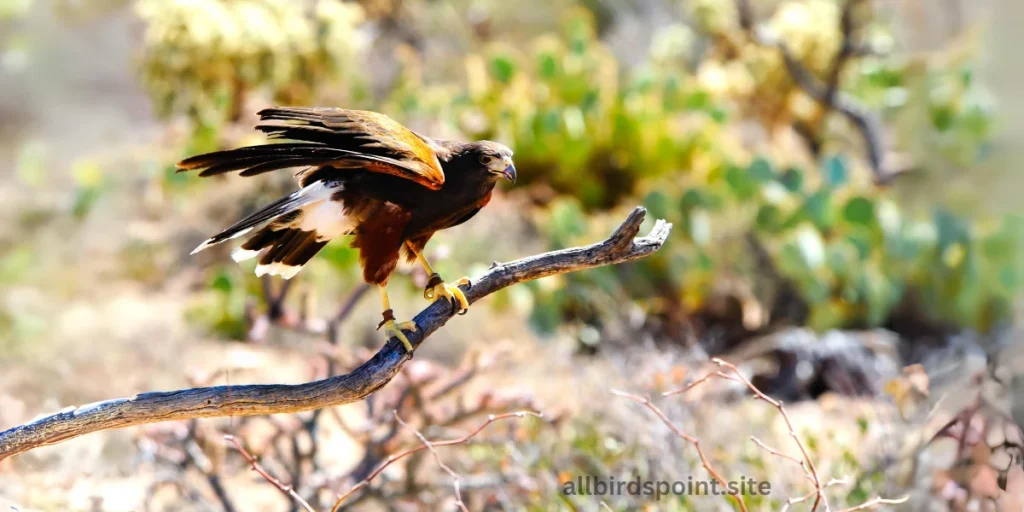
xmin=257 ymin=107 xmax=446 ymax=189
xmin=177 ymin=107 xmax=446 ymax=190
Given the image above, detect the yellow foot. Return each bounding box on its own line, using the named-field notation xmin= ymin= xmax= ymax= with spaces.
xmin=379 ymin=319 xmax=418 ymax=354
xmin=424 ymin=274 xmax=471 ymax=314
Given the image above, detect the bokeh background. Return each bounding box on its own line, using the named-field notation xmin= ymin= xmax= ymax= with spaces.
xmin=1 ymin=0 xmax=1022 ymax=510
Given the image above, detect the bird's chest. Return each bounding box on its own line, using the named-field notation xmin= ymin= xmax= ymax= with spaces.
xmin=405 ymin=186 xmax=493 ymax=236
xmin=339 ymin=172 xmax=493 ymax=237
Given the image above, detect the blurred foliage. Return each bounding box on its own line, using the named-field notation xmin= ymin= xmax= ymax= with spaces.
xmin=136 ymin=0 xmax=365 ymax=132
xmin=513 ymin=2 xmax=1015 ymax=335
xmin=0 ymin=0 xmax=32 ymax=20
xmin=0 ymin=0 xmax=31 ymax=71
xmin=70 ymin=159 xmax=107 ymax=220
xmin=184 ymin=268 xmax=254 ymax=339
xmin=132 ymin=0 xmax=1017 ymax=336
xmin=387 ymin=8 xmax=724 ymax=210
xmin=532 ymin=154 xmax=1020 ymax=334
xmin=471 ymin=403 xmax=883 ymax=510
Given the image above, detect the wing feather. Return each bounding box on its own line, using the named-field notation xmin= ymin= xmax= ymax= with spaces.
xmin=255 ymin=107 xmax=446 ymax=190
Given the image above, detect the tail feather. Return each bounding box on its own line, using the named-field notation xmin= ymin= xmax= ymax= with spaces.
xmin=282 ymin=235 xmax=327 ymax=266
xmin=237 ymin=228 xmax=327 ymax=279
xmin=189 ymin=185 xmax=319 ymax=254
xmin=192 ymin=181 xmax=348 ymax=279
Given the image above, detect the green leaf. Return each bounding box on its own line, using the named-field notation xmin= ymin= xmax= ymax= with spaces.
xmin=680 ymin=188 xmax=722 ymax=211
xmin=724 ymin=165 xmax=756 ymax=200
xmin=779 ymin=167 xmax=804 ymax=192
xmin=822 ymin=155 xmax=848 ymax=187
xmin=934 ymin=209 xmax=969 ymax=250
xmin=696 ymin=251 xmax=714 ymax=271
xmin=537 ymin=52 xmax=558 ymax=80
xmin=864 ymin=267 xmax=897 ymax=325
xmin=960 ymin=65 xmax=974 ymax=87
xmin=72 ymin=187 xmax=101 ymax=220
xmin=803 ymin=191 xmax=834 ymax=230
xmin=857 ymin=417 xmax=869 ymax=435
xmin=320 ymin=242 xmax=359 ymax=269
xmin=843 ymin=197 xmax=875 ymax=226
xmin=708 ymin=106 xmax=728 ymax=123
xmin=684 ymin=89 xmax=710 ymax=110
xmin=748 ymin=157 xmax=775 ymax=182
xmin=756 ymin=205 xmax=782 ymax=233
xmin=644 ymin=190 xmax=673 ymax=221
xmin=931 ymin=104 xmax=956 ymax=132
xmin=211 ymin=272 xmax=233 ymax=293
xmin=540 ymin=110 xmax=561 ymax=134
xmin=489 ymin=54 xmax=517 ymax=84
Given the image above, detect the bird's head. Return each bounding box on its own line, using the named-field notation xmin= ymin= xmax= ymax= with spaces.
xmin=460 ymin=141 xmax=516 ymax=184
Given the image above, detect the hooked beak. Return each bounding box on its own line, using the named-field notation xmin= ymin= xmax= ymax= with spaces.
xmin=488 ymin=155 xmax=517 ymax=183
xmin=501 ymin=163 xmax=517 ymax=183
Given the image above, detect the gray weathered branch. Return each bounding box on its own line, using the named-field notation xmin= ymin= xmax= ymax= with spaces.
xmin=0 ymin=207 xmax=672 ymax=461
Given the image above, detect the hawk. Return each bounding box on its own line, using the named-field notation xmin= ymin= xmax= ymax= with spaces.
xmin=177 ymin=107 xmax=516 ymax=353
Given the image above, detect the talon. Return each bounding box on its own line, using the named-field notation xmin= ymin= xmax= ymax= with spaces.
xmin=423 ymin=273 xmax=444 ymax=300
xmin=409 ymin=249 xmax=471 ymax=314
xmin=379 ymin=319 xmax=417 ymax=354
xmin=425 ymin=277 xmax=470 ymax=314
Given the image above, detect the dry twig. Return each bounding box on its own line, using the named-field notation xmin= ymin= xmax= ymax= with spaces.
xmin=780 ymin=478 xmax=853 ymax=512
xmin=609 ymin=389 xmax=749 ymax=512
xmin=330 ymin=411 xmax=543 ymax=511
xmin=394 ymin=411 xmax=469 ymax=512
xmin=615 ymin=357 xmax=907 ymax=511
xmin=751 ymin=435 xmax=807 ymax=469
xmin=225 ymin=434 xmax=315 ymax=512
xmin=839 ymin=496 xmax=909 ymax=511
xmin=708 ymin=358 xmax=827 ymax=510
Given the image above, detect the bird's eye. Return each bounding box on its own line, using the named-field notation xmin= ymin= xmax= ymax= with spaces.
xmin=479 ymin=155 xmax=494 ymax=165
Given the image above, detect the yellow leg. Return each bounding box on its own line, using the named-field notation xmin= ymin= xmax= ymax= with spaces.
xmin=378 ymin=285 xmax=417 ymax=353
xmin=408 ymin=243 xmax=470 ymax=314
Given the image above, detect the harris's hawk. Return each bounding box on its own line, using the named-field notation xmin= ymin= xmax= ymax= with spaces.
xmin=178 ymin=107 xmax=516 ymax=353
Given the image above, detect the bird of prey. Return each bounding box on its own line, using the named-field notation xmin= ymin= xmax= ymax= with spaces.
xmin=177 ymin=107 xmax=516 ymax=353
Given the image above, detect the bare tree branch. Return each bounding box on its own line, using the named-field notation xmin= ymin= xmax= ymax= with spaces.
xmin=331 ymin=411 xmax=543 ymax=511
xmin=393 ymin=411 xmax=469 ymax=512
xmin=647 ymin=357 xmax=908 ymax=512
xmin=610 ymin=389 xmax=749 ymax=512
xmin=225 ymin=434 xmax=315 ymax=512
xmin=0 ymin=207 xmax=671 ymax=462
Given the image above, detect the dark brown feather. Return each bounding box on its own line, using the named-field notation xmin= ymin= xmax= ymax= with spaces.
xmin=282 ymin=236 xmax=327 ymax=267
xmin=177 ymin=108 xmax=446 ymax=190
xmin=350 ymin=202 xmax=410 ymax=284
xmin=240 ymin=226 xmax=283 ymax=252
xmin=255 ymin=107 xmax=446 ymax=189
